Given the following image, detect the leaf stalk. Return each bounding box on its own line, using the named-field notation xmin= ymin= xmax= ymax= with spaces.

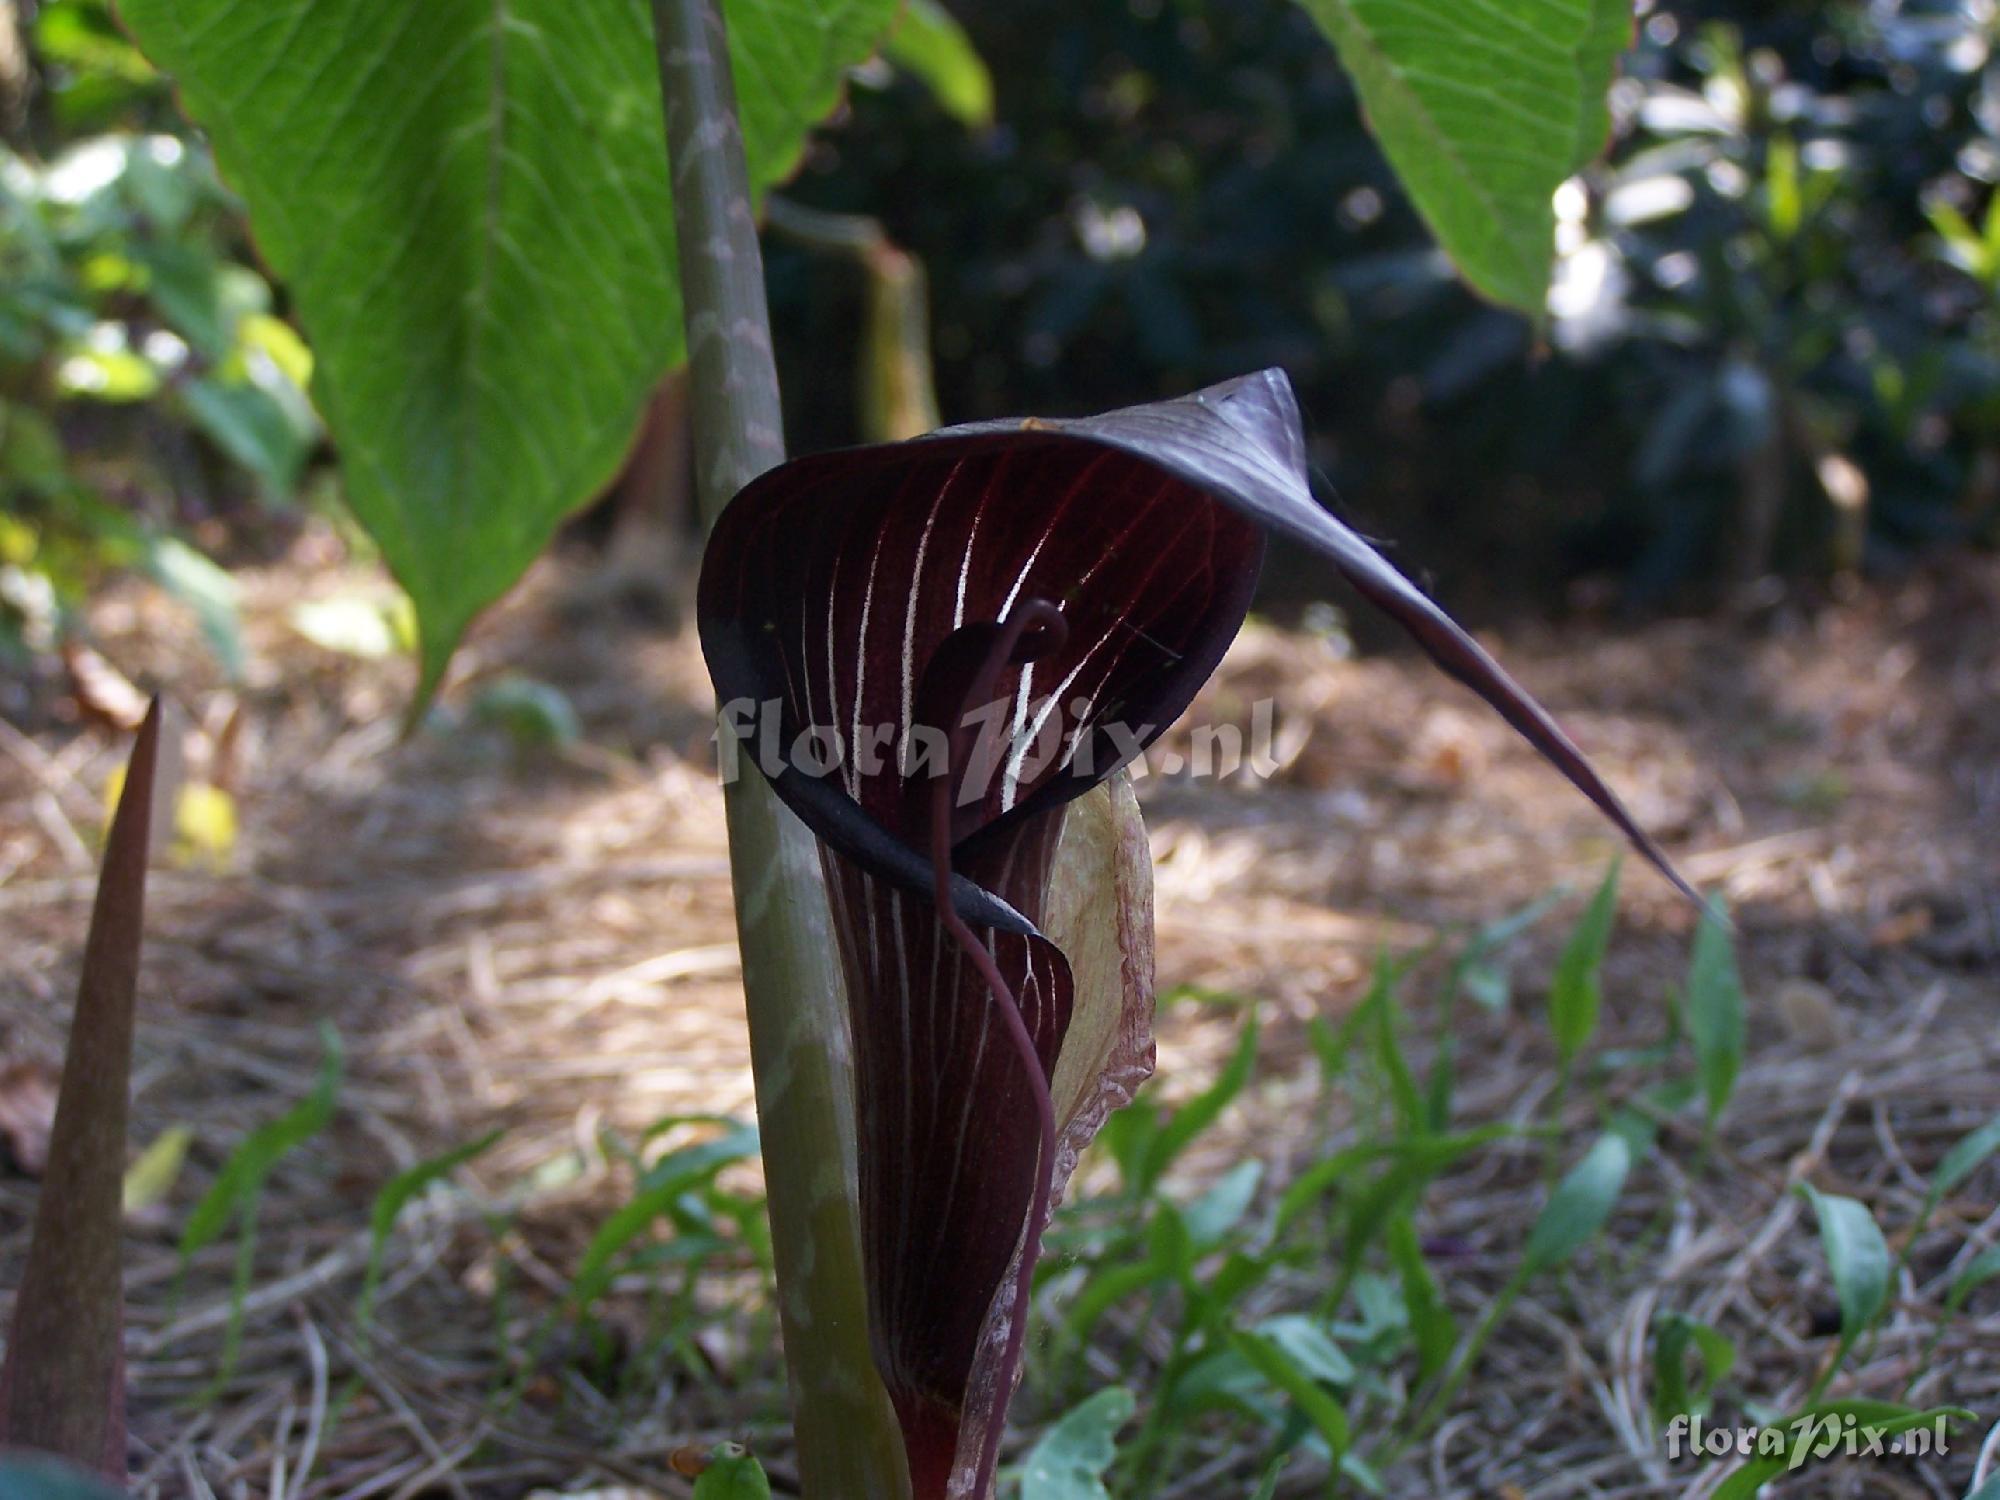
xmin=651 ymin=2 xmax=909 ymax=1493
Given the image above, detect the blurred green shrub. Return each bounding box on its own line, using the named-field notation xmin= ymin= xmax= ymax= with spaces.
xmin=773 ymin=0 xmax=2000 ymax=605
xmin=1575 ymin=2 xmax=2000 ymax=591
xmin=0 ymin=0 xmax=317 ymax=670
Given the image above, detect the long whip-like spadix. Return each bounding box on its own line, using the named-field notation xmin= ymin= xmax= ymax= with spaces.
xmin=921 ymin=601 xmax=1068 ymax=1499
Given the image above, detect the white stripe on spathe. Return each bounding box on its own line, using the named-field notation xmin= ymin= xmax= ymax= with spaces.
xmin=902 ymin=461 xmax=962 ymax=745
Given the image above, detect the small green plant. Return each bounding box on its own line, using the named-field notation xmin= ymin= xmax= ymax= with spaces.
xmin=175 ymin=1022 xmax=342 ymax=1392
xmin=689 ymin=1444 xmax=774 ymax=1499
xmin=1686 ymin=902 xmax=1746 ymax=1133
xmin=1013 ymin=870 xmax=1989 ymax=1494
xmin=568 ymin=1116 xmax=764 ymax=1319
xmin=1798 ymin=1184 xmax=1892 ymax=1403
xmin=357 ymin=1127 xmax=504 ymax=1325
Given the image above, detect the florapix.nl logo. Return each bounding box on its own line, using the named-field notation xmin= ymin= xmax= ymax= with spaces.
xmin=1663 ymin=1411 xmax=1953 ymax=1472
xmin=713 ymin=695 xmax=1295 ymax=798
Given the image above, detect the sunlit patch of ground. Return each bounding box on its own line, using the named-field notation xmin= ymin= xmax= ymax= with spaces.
xmin=1 ymin=527 xmax=1993 ymax=1496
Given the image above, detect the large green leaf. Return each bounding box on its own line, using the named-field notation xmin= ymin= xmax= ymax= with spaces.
xmin=117 ymin=0 xmax=898 ymax=697
xmin=1294 ymin=0 xmax=1632 ymax=312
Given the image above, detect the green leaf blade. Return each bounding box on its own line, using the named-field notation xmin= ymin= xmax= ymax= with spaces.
xmin=1386 ymin=1213 xmax=1454 ymax=1384
xmin=1686 ymin=906 xmax=1744 ymax=1127
xmin=1136 ymin=1014 xmax=1257 ymax=1194
xmin=1523 ymin=1129 xmax=1632 ymax=1275
xmin=1799 ymin=1184 xmax=1891 ymax=1356
xmin=1229 ymin=1328 xmax=1352 ymax=1461
xmin=691 ymin=1447 xmax=773 ymax=1500
xmin=1549 ymin=858 xmax=1619 ymax=1062
xmin=359 ymin=1128 xmax=504 ymax=1322
xmin=117 ymin=0 xmax=898 ymax=699
xmin=1293 ymin=0 xmax=1630 ymax=312
xmin=1019 ymin=1387 xmax=1135 ymax=1500
xmin=179 ymin=1024 xmax=343 ymax=1264
xmin=1946 ymin=1244 xmax=2000 ymax=1316
xmin=175 ymin=1021 xmax=342 ymax=1392
xmin=884 ymin=0 xmax=994 ymax=129
xmin=1931 ymin=1114 xmax=2000 ymax=1204
xmin=1649 ymin=1311 xmax=1734 ymax=1424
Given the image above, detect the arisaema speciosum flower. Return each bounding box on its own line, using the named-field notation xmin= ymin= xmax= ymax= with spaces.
xmin=698 ymin=369 xmax=1694 ymax=1499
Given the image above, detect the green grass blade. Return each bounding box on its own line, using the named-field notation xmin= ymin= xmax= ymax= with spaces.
xmin=1270 ymin=1141 xmax=1384 ymax=1238
xmin=1229 ymin=1328 xmax=1350 ymax=1460
xmin=1650 ymin=1311 xmax=1734 ymax=1424
xmin=1428 ymin=886 xmax=1567 ymax=1128
xmin=180 ymin=1023 xmax=342 ymax=1262
xmin=1253 ymin=1315 xmax=1354 ymax=1387
xmin=1307 ymin=1012 xmax=1360 ymax=1088
xmin=1685 ymin=906 xmax=1744 ymax=1128
xmin=1330 ymin=1126 xmax=1519 ymax=1255
xmin=1930 ymin=1114 xmax=2000 ymax=1206
xmin=1138 ymin=1015 xmax=1258 ymax=1194
xmin=1182 ymin=1160 xmax=1262 ymax=1249
xmin=637 ymin=1120 xmax=759 ymax=1193
xmin=1064 ymin=1208 xmax=1192 ymax=1346
xmin=1061 ymin=1257 xmax=1171 ymax=1350
xmin=359 ymin=1128 xmax=504 ymax=1323
xmin=1946 ymin=1244 xmax=2000 ymax=1316
xmin=177 ymin=1022 xmax=341 ymax=1391
xmin=1361 ymin=954 xmax=1421 ymax=1134
xmin=1548 ymin=859 xmax=1619 ymax=1063
xmin=1386 ymin=1213 xmax=1454 ymax=1384
xmin=568 ymin=1126 xmax=760 ymax=1313
xmin=1247 ymin=1455 xmax=1289 ymax=1500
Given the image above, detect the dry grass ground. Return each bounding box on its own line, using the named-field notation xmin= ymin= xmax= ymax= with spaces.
xmin=1 ymin=531 xmax=1994 ymax=1499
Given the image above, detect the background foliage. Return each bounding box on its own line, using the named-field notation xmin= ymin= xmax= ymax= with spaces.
xmin=0 ymin=0 xmax=314 ymax=673
xmin=774 ymin=0 xmax=2000 ymax=612
xmin=9 ymin=0 xmax=1997 ymax=681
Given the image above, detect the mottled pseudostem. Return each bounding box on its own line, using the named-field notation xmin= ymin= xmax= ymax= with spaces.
xmin=650 ymin=2 xmax=911 ymax=1494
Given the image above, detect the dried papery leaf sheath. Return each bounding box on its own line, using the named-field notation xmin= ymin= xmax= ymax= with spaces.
xmin=696 ymin=368 xmax=1693 ymax=1496
xmin=0 ymin=700 xmax=160 ymax=1478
